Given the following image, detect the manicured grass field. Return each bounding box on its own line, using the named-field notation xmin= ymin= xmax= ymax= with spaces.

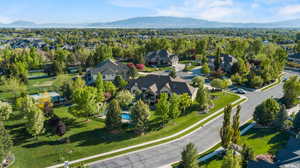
xmin=5 ymin=92 xmax=239 ymax=168
xmin=201 ymin=128 xmax=290 ymax=168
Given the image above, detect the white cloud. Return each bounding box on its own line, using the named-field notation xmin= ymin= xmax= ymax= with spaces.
xmin=279 ymin=5 xmax=300 ymax=16
xmin=156 ymin=0 xmax=238 ymax=21
xmin=108 ymin=0 xmax=160 ymax=8
xmin=0 ymin=16 xmax=13 ymax=24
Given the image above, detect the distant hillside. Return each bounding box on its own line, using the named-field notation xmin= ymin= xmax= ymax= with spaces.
xmin=1 ymin=17 xmax=300 ymax=28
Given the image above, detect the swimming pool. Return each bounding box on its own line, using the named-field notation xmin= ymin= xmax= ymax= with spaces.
xmin=121 ymin=113 xmax=132 ymax=120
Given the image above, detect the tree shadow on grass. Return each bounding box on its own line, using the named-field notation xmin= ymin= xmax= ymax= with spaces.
xmin=268 ymin=131 xmax=290 ymax=154
xmin=245 ymin=128 xmax=276 ymax=139
xmin=68 ymin=128 xmax=137 ymax=147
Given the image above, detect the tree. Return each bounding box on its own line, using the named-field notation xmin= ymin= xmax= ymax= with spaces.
xmin=114 ymin=75 xmax=128 ymax=89
xmin=156 ymin=93 xmax=170 ymax=125
xmin=52 ymin=74 xmax=72 ymax=93
xmin=180 ymin=93 xmax=192 ymax=114
xmin=201 ymin=63 xmax=210 ymax=75
xmin=296 ymin=41 xmax=300 ymax=53
xmin=131 ymin=100 xmax=150 ymax=135
xmin=93 ymin=45 xmax=112 ymax=65
xmin=0 ymin=101 xmax=12 ymax=121
xmin=69 ymin=86 xmax=99 ymax=119
xmin=275 ymin=105 xmax=289 ymax=129
xmin=196 ymin=85 xmax=211 ymax=111
xmin=181 ymin=143 xmax=199 ymax=168
xmin=56 ymin=121 xmax=66 ymax=137
xmin=221 ymin=150 xmax=241 ymax=168
xmin=232 ymin=105 xmax=241 ymax=144
xmin=128 ymin=66 xmax=138 ymax=79
xmin=191 ymin=76 xmax=204 ymax=87
xmin=104 ymin=81 xmax=117 ymax=96
xmin=0 ymin=122 xmax=13 ymax=163
xmin=211 ymin=78 xmax=227 ymax=90
xmin=169 ymin=94 xmax=181 ymax=119
xmin=0 ymin=77 xmax=27 ymax=99
xmin=283 ymin=76 xmax=300 ymax=108
xmin=26 ymin=104 xmax=45 ymax=138
xmin=169 ymin=68 xmax=176 ymax=78
xmin=241 ymin=144 xmax=255 ymax=167
xmin=249 ymin=75 xmax=264 ymax=88
xmin=214 ymin=47 xmax=222 ymax=71
xmin=293 ymin=111 xmax=300 ymax=130
xmin=220 ymin=104 xmax=233 ymax=149
xmin=105 ymin=99 xmax=122 ymax=131
xmin=253 ymin=98 xmax=281 ymax=126
xmin=115 ymin=90 xmax=134 ymax=108
xmin=95 ymin=73 xmax=105 ymax=102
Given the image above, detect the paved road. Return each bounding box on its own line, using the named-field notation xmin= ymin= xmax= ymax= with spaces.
xmin=89 ymin=71 xmax=297 ymax=168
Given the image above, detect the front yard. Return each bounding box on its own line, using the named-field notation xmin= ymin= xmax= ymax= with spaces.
xmin=5 ymin=91 xmax=239 ymax=168
xmin=201 ymin=128 xmax=290 ymax=168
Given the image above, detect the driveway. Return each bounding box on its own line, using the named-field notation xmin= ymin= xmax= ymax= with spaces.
xmin=88 ymin=71 xmax=298 ymax=168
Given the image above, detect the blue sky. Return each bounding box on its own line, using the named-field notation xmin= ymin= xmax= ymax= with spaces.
xmin=1 ymin=0 xmax=300 ymax=23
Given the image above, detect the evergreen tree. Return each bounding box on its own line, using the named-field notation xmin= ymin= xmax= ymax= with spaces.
xmin=105 ymin=99 xmax=122 ymax=131
xmin=214 ymin=47 xmax=222 ymax=71
xmin=232 ymin=105 xmax=241 ymax=144
xmin=156 ymin=93 xmax=170 ymax=125
xmin=0 ymin=122 xmax=13 ymax=163
xmin=283 ymin=76 xmax=300 ymax=108
xmin=221 ymin=150 xmax=241 ymax=168
xmin=128 ymin=66 xmax=138 ymax=79
xmin=181 ymin=143 xmax=199 ymax=168
xmin=169 ymin=94 xmax=181 ymax=119
xmin=131 ymin=100 xmax=150 ymax=135
xmin=220 ymin=104 xmax=233 ymax=149
xmin=253 ymin=98 xmax=280 ymax=126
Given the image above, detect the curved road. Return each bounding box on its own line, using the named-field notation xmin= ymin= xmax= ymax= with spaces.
xmin=89 ymin=71 xmax=296 ymax=168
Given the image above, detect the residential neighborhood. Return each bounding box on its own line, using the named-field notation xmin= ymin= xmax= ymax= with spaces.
xmin=1 ymin=1 xmax=300 ymax=168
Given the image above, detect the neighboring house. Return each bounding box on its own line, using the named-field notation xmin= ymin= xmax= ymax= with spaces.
xmin=208 ymin=54 xmax=237 ymax=73
xmin=85 ymin=59 xmax=129 ymax=84
xmin=288 ymin=53 xmax=300 ymax=64
xmin=30 ymin=92 xmax=65 ymax=105
xmin=146 ymin=49 xmax=179 ymax=66
xmin=126 ymin=74 xmax=197 ymax=104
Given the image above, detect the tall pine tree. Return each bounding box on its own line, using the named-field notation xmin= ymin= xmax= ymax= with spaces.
xmin=105 ymin=99 xmax=122 ymax=132
xmin=131 ymin=100 xmax=150 ymax=135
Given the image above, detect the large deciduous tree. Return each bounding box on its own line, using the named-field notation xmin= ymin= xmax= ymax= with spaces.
xmin=253 ymin=98 xmax=280 ymax=126
xmin=283 ymin=76 xmax=300 ymax=108
xmin=0 ymin=101 xmax=12 ymax=121
xmin=196 ymin=85 xmax=211 ymax=111
xmin=156 ymin=93 xmax=170 ymax=125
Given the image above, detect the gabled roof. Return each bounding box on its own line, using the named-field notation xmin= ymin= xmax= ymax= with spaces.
xmin=127 ymin=75 xmax=196 ymax=96
xmin=146 ymin=49 xmax=177 ymax=60
xmin=87 ymin=59 xmax=129 ymax=75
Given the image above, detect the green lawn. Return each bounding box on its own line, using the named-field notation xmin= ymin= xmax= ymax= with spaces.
xmin=6 ymin=92 xmax=239 ymax=168
xmin=201 ymin=128 xmax=290 ymax=168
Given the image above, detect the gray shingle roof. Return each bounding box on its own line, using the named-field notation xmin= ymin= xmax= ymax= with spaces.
xmin=87 ymin=59 xmax=129 ymax=75
xmin=127 ymin=75 xmax=196 ymax=96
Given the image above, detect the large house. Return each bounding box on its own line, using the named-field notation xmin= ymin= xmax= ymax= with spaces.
xmin=146 ymin=49 xmax=179 ymax=66
xmin=126 ymin=75 xmax=197 ymax=104
xmin=85 ymin=59 xmax=129 ymax=85
xmin=208 ymin=54 xmax=237 ymax=73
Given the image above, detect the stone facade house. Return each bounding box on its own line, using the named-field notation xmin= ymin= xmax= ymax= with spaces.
xmin=146 ymin=49 xmax=179 ymax=66
xmin=85 ymin=59 xmax=129 ymax=85
xmin=126 ymin=75 xmax=197 ymax=104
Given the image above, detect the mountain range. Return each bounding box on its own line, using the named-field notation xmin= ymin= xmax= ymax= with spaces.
xmin=1 ymin=16 xmax=300 ymax=28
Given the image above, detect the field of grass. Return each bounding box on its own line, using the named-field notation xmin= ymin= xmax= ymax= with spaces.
xmin=5 ymin=92 xmax=239 ymax=168
xmin=201 ymin=128 xmax=290 ymax=168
